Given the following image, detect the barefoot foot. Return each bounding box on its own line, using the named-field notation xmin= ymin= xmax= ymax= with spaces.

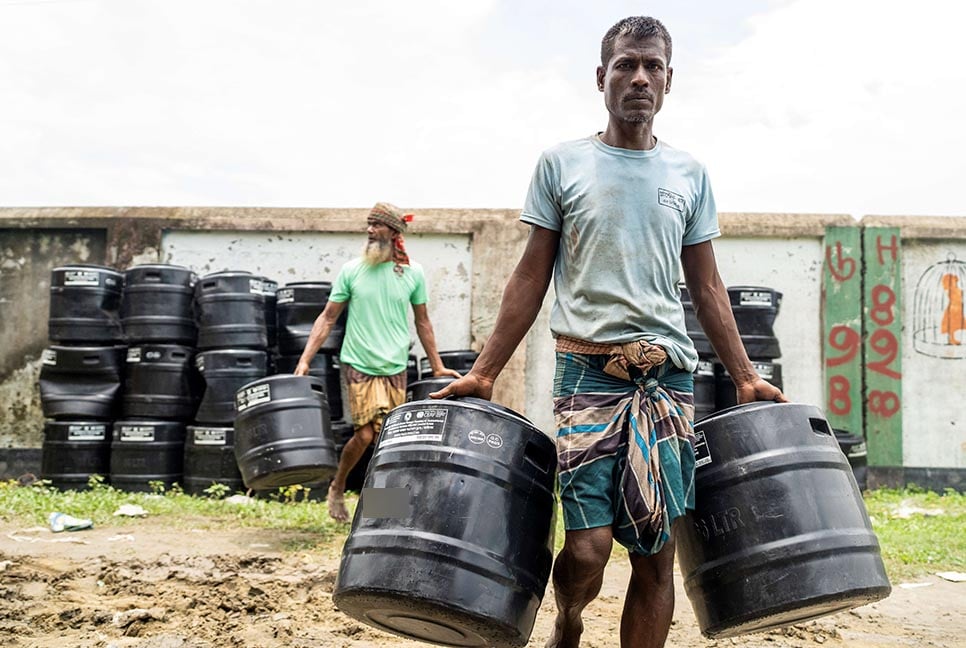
xmin=327 ymin=483 xmax=349 ymax=523
xmin=545 ymin=614 xmax=583 ymax=648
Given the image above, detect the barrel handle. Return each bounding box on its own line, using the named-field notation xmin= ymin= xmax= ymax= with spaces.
xmin=171 ymin=352 xmax=186 ymax=359
xmin=309 ymin=382 xmax=324 ymax=393
xmin=809 ymin=417 xmax=833 ymax=437
xmin=237 ymin=357 xmax=253 ymax=366
xmin=523 ymin=438 xmax=556 ymax=474
xmin=201 ymin=280 xmax=217 ymax=289
xmin=82 ymin=355 xmax=101 ymax=365
xmin=144 ymin=271 xmax=162 ymax=282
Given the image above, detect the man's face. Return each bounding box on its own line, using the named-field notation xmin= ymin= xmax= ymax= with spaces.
xmin=366 ymin=219 xmax=395 ymax=243
xmin=597 ymin=35 xmax=672 ymax=125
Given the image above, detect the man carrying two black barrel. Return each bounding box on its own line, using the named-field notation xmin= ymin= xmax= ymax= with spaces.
xmin=434 ymin=16 xmax=786 ymax=648
xmin=296 ymin=202 xmax=460 ymax=523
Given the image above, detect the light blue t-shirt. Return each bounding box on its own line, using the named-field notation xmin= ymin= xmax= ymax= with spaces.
xmin=521 ymin=134 xmax=720 ymax=372
xmin=330 ymin=259 xmax=428 ymax=376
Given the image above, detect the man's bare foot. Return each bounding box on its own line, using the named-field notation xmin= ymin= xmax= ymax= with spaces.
xmin=544 ymin=614 xmax=583 ymax=648
xmin=327 ymin=483 xmax=349 ymax=523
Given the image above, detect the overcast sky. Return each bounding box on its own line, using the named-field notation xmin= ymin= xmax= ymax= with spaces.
xmin=1 ymin=0 xmax=964 ymax=218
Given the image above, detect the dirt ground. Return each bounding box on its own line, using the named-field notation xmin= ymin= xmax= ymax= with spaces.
xmin=0 ymin=517 xmax=961 ymax=648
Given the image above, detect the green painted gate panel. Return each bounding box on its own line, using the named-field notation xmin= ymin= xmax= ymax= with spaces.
xmin=862 ymin=227 xmax=903 ymax=466
xmin=822 ymin=226 xmax=864 ymax=437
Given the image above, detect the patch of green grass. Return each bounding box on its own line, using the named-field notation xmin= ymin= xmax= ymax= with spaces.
xmin=863 ymin=487 xmax=965 ymax=581
xmin=3 ymin=479 xmax=961 ymax=582
xmin=0 ymin=476 xmax=349 ymax=542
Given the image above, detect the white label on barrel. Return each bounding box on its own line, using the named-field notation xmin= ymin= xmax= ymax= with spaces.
xmin=64 ymin=270 xmax=99 ymax=286
xmin=381 ymin=408 xmax=448 ymax=447
xmin=42 ymin=349 xmax=57 ymax=365
xmin=249 ymin=278 xmax=264 ymax=294
xmin=196 ymin=355 xmax=205 ymax=371
xmin=236 ymin=383 xmax=271 ymax=412
xmin=261 ymin=280 xmax=277 ymax=295
xmin=194 ymin=428 xmax=227 ymax=445
xmin=68 ymin=424 xmax=107 ymax=440
xmin=693 ymin=430 xmax=713 ymax=467
xmin=276 ymin=288 xmax=295 ymax=304
xmin=127 ymin=348 xmax=142 ymax=363
xmin=752 ymin=362 xmax=774 ymax=380
xmin=696 ymin=360 xmax=714 ymax=376
xmin=739 ymin=290 xmax=772 ymax=306
xmin=104 ymin=276 xmax=118 ymax=287
xmin=119 ymin=425 xmax=155 ymax=442
xmin=467 ymin=429 xmax=486 ymax=444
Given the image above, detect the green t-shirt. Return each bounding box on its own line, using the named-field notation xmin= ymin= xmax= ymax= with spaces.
xmin=330 ymin=259 xmax=428 ymax=376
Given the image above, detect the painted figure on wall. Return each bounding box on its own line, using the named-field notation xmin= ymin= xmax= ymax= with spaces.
xmin=940 ymin=273 xmax=965 ymax=345
xmin=913 ymin=253 xmax=966 ymax=359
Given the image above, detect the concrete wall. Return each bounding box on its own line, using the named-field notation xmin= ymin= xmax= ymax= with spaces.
xmin=161 ymin=230 xmax=473 ymax=359
xmin=865 ymin=217 xmax=966 ymax=470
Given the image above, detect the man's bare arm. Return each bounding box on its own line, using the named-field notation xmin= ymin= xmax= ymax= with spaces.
xmin=412 ymin=303 xmax=461 ymax=378
xmin=294 ymin=300 xmax=347 ymax=375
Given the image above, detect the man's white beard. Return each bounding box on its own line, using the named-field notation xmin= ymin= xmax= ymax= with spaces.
xmin=362 ymin=239 xmax=392 ymax=265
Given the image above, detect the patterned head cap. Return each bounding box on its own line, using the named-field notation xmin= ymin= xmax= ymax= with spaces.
xmin=367 ymin=202 xmax=412 ymax=233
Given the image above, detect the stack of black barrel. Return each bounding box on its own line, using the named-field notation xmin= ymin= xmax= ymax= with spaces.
xmin=109 ymin=264 xmax=201 ymax=492
xmin=39 ymin=264 xmax=127 ymax=490
xmin=682 ymin=285 xmax=783 ymax=421
xmin=272 ymin=281 xmax=351 ymax=491
xmin=186 ymin=270 xmax=276 ymax=495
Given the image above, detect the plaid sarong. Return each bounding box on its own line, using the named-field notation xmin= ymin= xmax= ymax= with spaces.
xmin=553 ymin=349 xmax=696 ymax=555
xmin=344 ymin=364 xmax=407 ymax=434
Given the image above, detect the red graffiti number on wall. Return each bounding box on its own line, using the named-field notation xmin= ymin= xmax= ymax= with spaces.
xmin=828 ymin=375 xmax=852 ymax=416
xmin=826 ymin=325 xmax=861 ymax=368
xmin=868 ymin=389 xmax=900 ymax=418
xmin=826 ymin=242 xmax=856 ymax=282
xmin=870 ymin=284 xmax=897 ymax=326
xmin=868 ymin=328 xmax=901 ymax=379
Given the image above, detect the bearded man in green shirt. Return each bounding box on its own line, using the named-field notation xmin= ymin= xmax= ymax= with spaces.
xmin=296 ymin=202 xmax=460 ymax=522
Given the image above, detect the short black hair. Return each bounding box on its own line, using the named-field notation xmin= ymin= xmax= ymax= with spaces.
xmin=600 ymin=16 xmax=672 ymax=66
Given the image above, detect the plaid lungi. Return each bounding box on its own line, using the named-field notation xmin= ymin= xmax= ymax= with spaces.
xmin=343 ymin=364 xmax=407 ymax=434
xmin=553 ymin=350 xmax=696 ymax=555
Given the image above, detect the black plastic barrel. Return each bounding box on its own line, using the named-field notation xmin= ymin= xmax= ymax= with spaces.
xmin=407 ymin=354 xmax=420 ymax=385
xmin=233 ymin=375 xmax=336 ymax=489
xmin=275 ymin=282 xmax=345 ymax=355
xmin=419 ymin=349 xmax=478 ymax=376
xmin=48 ymin=264 xmax=124 ymax=343
xmin=183 ymin=425 xmax=245 ymax=496
xmin=122 ymin=344 xmax=200 ymax=420
xmin=331 ymin=420 xmax=371 ymax=493
xmin=194 ymin=271 xmax=267 ymax=350
xmin=334 ymin=397 xmax=557 ymax=648
xmin=194 ymin=350 xmax=267 ymax=424
xmin=693 ymin=359 xmax=716 ymax=422
xmin=273 ymin=353 xmax=344 ymax=422
xmin=109 ymin=420 xmax=186 ymax=492
xmin=406 ymin=376 xmax=455 ymax=402
xmin=834 ymin=429 xmax=868 ymax=492
xmin=677 ymin=402 xmax=891 ymax=638
xmin=41 ymin=421 xmax=112 ymax=490
xmin=39 ymin=345 xmax=127 ymax=420
xmin=728 ymin=286 xmax=782 ymax=359
xmin=260 ymin=277 xmax=278 ymax=349
xmin=121 ymin=264 xmax=198 ymax=344
xmin=713 ymin=360 xmax=784 ymax=411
